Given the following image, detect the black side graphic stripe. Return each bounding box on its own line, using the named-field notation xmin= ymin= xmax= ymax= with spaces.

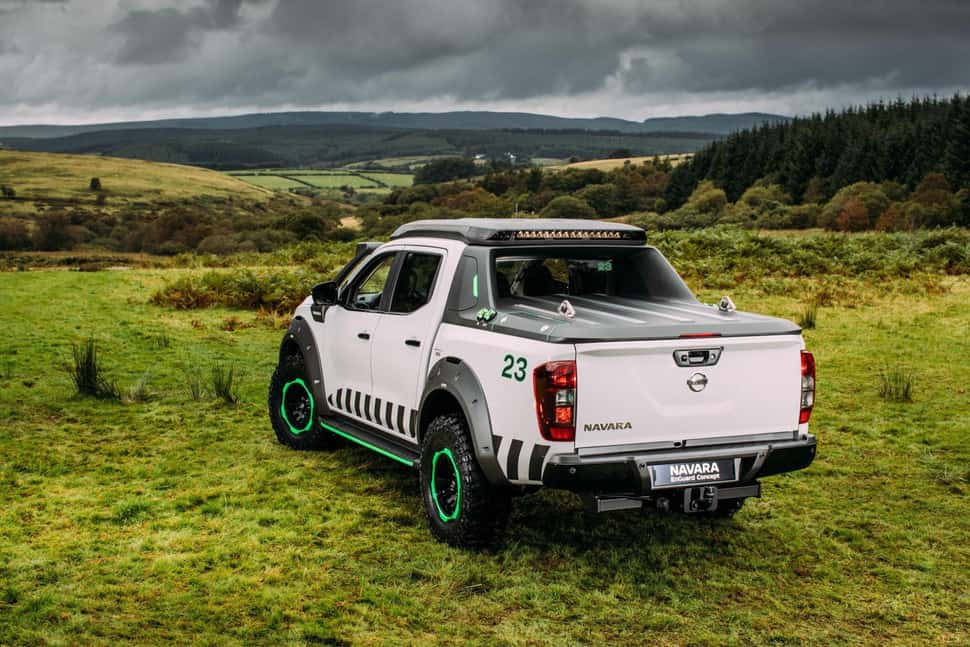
xmin=374 ymin=398 xmax=382 ymax=426
xmin=507 ymin=439 xmax=523 ymax=481
xmin=354 ymin=391 xmax=362 ymax=418
xmin=492 ymin=435 xmax=503 ymax=456
xmin=396 ymin=405 xmax=406 ymax=436
xmin=528 ymin=444 xmax=550 ymax=481
xmin=385 ymin=402 xmax=394 ymax=431
xmin=409 ymin=410 xmax=418 ymax=438
xmin=336 ymin=389 xmax=344 ymax=411
xmin=363 ymin=395 xmax=372 ymax=421
xmin=327 ymin=393 xmax=334 ymax=406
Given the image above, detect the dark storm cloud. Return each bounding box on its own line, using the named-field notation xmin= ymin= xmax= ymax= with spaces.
xmin=112 ymin=0 xmax=243 ymax=65
xmin=0 ymin=0 xmax=968 ymax=123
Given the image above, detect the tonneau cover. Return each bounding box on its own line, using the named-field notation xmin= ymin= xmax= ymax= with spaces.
xmin=480 ymin=295 xmax=800 ymax=343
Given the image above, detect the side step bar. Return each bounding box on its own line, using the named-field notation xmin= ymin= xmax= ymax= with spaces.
xmin=318 ymin=415 xmax=420 ymax=468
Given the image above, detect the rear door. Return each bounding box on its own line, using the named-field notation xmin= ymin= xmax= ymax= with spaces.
xmin=367 ymin=247 xmax=447 ymax=442
xmin=574 ymin=335 xmax=803 ymax=449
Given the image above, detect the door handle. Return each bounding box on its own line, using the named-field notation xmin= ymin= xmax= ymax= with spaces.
xmin=405 ymin=339 xmax=421 ymax=347
xmin=357 ymin=332 xmax=371 ymax=340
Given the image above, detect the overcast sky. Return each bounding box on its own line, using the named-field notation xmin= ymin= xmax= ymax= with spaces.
xmin=1 ymin=0 xmax=968 ymax=125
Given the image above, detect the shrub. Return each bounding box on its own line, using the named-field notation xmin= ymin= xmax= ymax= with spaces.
xmin=150 ymin=268 xmax=316 ymax=313
xmin=797 ymin=302 xmax=818 ymax=329
xmin=67 ymin=340 xmax=120 ymax=400
xmin=879 ymin=367 xmax=914 ymax=402
xmin=184 ymin=367 xmax=205 ymax=401
xmin=211 ymin=365 xmax=240 ymax=405
xmin=540 ymin=195 xmax=597 ymax=219
xmin=684 ymin=180 xmax=728 ymax=215
xmin=414 ymin=157 xmax=477 ymax=184
xmin=874 ymin=204 xmax=911 ymax=232
xmin=835 ymin=198 xmax=871 ymax=232
xmin=0 ymin=218 xmax=31 ymax=251
xmin=89 ymin=177 xmax=102 ymax=191
xmin=124 ymin=371 xmax=153 ymax=403
xmin=820 ymin=182 xmax=890 ymax=230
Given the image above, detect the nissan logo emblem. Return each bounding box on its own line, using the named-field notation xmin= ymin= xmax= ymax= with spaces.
xmin=687 ymin=373 xmax=708 ymax=392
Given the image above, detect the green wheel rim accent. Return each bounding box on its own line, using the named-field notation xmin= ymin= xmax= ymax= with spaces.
xmin=430 ymin=448 xmax=461 ymax=523
xmin=280 ymin=378 xmax=314 ymax=435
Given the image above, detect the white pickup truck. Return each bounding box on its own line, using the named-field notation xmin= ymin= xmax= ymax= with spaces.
xmin=268 ymin=219 xmax=817 ymax=547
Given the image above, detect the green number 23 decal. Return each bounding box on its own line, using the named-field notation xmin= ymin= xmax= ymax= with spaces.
xmin=501 ymin=354 xmax=528 ymax=382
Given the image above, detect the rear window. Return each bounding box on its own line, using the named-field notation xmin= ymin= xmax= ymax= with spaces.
xmin=493 ymin=247 xmax=693 ymax=302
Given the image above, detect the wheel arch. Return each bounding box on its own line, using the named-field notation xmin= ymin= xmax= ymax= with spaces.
xmin=279 ymin=316 xmax=330 ymax=416
xmin=419 ymin=357 xmax=508 ymax=487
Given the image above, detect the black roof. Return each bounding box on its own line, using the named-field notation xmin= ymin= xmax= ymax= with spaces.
xmin=390 ymin=218 xmax=646 ymax=245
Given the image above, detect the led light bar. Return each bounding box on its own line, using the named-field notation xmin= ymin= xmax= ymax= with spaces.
xmin=490 ymin=229 xmax=646 ymax=242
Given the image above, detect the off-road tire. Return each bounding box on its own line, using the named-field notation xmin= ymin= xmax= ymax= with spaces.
xmin=420 ymin=414 xmax=511 ymax=549
xmin=268 ymin=352 xmax=337 ymax=450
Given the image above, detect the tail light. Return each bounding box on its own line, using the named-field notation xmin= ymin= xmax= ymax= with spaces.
xmin=799 ymin=350 xmax=816 ymax=424
xmin=534 ymin=361 xmax=576 ymax=441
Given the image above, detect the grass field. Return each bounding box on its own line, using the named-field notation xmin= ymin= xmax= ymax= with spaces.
xmin=1 ymin=250 xmax=968 ymax=644
xmin=560 ymin=154 xmax=693 ymax=171
xmin=228 ymin=169 xmax=413 ymax=195
xmin=0 ymin=150 xmax=272 ymax=214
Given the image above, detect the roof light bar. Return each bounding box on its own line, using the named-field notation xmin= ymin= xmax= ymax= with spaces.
xmin=490 ymin=229 xmax=646 ymax=242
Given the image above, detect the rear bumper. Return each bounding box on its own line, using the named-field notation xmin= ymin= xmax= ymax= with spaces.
xmin=542 ymin=435 xmax=816 ymax=496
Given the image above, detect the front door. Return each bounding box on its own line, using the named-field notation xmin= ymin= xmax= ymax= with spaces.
xmin=319 ymin=252 xmax=397 ymax=423
xmin=368 ymin=247 xmax=447 ymax=443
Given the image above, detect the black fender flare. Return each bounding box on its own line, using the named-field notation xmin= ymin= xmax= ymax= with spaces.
xmin=278 ymin=316 xmax=331 ymax=417
xmin=419 ymin=357 xmax=508 ymax=487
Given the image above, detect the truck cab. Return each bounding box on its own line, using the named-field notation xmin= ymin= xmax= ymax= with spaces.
xmin=268 ymin=219 xmax=817 ymax=547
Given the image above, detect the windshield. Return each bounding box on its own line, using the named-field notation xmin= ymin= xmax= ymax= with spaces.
xmin=492 ymin=247 xmax=694 ymax=302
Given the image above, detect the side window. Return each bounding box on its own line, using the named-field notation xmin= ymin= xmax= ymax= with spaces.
xmin=346 ymin=254 xmax=396 ymax=311
xmin=389 ymin=252 xmax=442 ymax=314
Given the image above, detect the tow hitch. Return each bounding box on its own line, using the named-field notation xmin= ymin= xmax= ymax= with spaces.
xmin=684 ymin=486 xmax=719 ymax=513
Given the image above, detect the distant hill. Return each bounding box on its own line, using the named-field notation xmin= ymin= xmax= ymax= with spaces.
xmin=2 ymin=124 xmax=719 ymax=170
xmin=0 ymin=149 xmax=272 ymax=214
xmin=0 ymin=110 xmax=788 ymax=139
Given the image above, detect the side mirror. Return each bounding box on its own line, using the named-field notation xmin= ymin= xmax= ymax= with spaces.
xmin=311 ymin=281 xmax=338 ymax=306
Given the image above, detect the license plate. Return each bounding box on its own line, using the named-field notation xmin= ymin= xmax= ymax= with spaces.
xmin=651 ymin=458 xmax=738 ymax=489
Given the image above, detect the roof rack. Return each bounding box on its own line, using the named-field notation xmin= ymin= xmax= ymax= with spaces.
xmin=390 ymin=218 xmax=646 ymax=245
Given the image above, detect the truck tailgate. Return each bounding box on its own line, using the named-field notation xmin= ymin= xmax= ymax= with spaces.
xmin=574 ymin=335 xmax=802 ymax=449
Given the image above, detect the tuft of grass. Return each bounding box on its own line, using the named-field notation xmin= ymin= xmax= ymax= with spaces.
xmin=150 ymin=332 xmax=171 ymax=349
xmin=879 ymin=367 xmax=915 ymax=402
xmin=183 ymin=366 xmax=205 ymax=401
xmin=67 ymin=339 xmax=119 ymax=400
xmin=124 ymin=370 xmax=153 ymax=403
xmin=211 ymin=364 xmax=240 ymax=405
xmin=798 ymin=301 xmax=818 ymax=329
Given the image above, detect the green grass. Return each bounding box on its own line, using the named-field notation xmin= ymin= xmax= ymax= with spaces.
xmin=0 ymin=150 xmax=273 ymax=213
xmin=0 ymin=267 xmax=968 ymax=644
xmin=357 ymin=172 xmax=414 ymax=187
xmin=287 ymin=174 xmax=378 ymax=189
xmin=234 ymin=175 xmax=308 ymax=191
xmin=228 ymin=169 xmax=414 ymax=194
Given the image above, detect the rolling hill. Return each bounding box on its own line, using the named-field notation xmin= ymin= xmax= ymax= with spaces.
xmin=0 ymin=149 xmax=273 ymax=215
xmin=0 ymin=110 xmax=788 ymax=139
xmin=2 ymin=125 xmax=718 ymax=170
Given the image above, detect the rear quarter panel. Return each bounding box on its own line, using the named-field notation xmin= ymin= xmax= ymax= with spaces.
xmin=433 ymin=323 xmax=574 ymax=484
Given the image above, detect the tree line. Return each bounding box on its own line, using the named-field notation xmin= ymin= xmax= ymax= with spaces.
xmin=666 ymin=94 xmax=970 ymax=207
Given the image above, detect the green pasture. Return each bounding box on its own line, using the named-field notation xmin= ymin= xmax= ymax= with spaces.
xmin=0 ymin=252 xmax=968 ymax=644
